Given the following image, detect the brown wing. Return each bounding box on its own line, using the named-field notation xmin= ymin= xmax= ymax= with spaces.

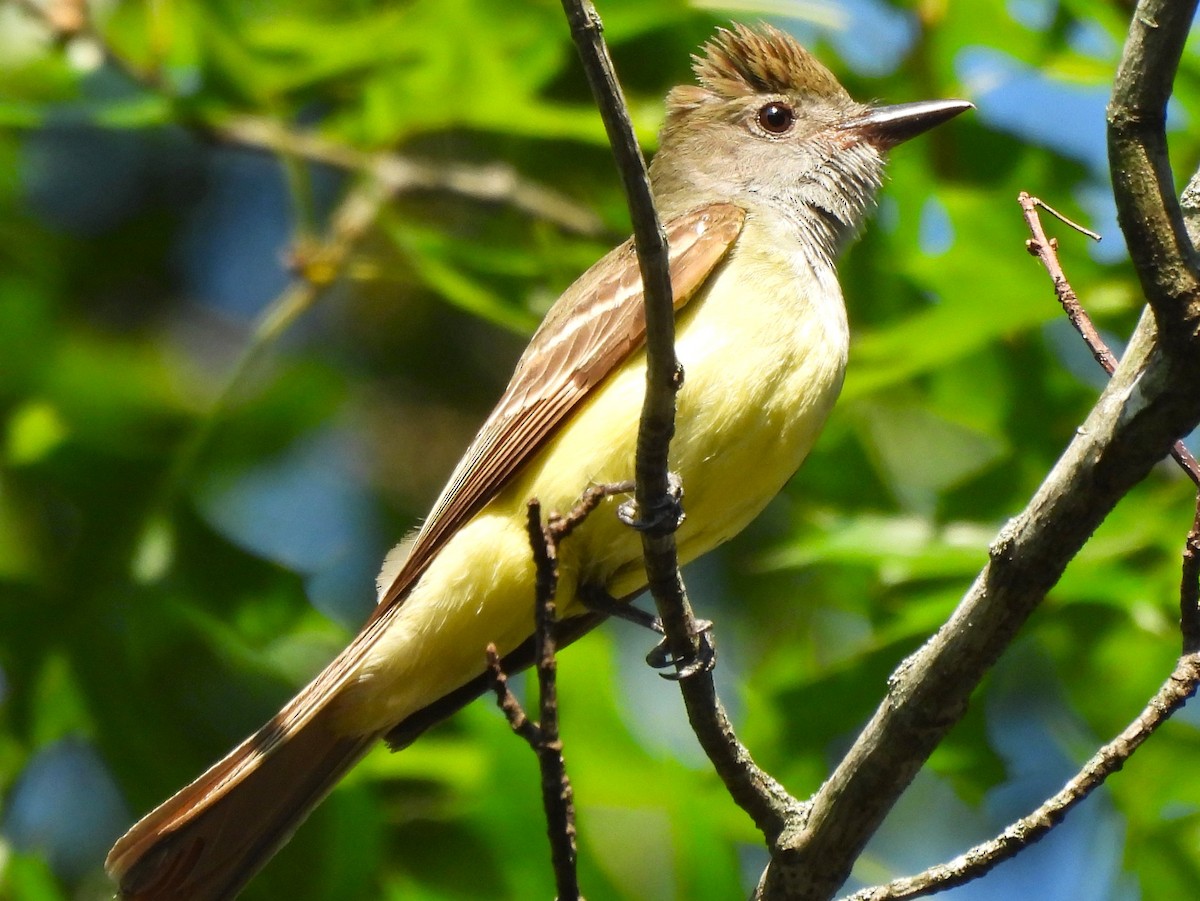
xmin=106 ymin=204 xmax=745 ymax=877
xmin=287 ymin=202 xmax=743 ymax=750
xmin=375 ymin=201 xmax=745 ymax=611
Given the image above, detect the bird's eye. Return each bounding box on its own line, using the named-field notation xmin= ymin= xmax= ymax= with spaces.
xmin=756 ymin=102 xmax=795 ymax=134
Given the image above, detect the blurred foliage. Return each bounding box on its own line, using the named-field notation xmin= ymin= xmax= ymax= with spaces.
xmin=0 ymin=1 xmax=1198 ymax=899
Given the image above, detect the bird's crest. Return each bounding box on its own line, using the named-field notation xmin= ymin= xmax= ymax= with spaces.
xmin=692 ymin=23 xmax=849 ymax=101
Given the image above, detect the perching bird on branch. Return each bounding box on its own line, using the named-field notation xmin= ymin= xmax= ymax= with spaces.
xmin=107 ymin=23 xmax=970 ymax=900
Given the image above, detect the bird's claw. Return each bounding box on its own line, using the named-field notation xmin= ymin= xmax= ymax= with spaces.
xmin=645 ymin=619 xmax=715 ymax=680
xmin=617 ymin=472 xmax=685 ymax=536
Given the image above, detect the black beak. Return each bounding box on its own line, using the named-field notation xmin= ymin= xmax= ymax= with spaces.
xmin=841 ymin=99 xmax=974 ymax=148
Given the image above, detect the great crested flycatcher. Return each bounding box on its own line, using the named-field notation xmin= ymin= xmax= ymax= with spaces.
xmin=107 ymin=23 xmax=969 ymax=900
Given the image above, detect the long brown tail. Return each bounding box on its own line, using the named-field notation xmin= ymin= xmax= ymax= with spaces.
xmin=105 ymin=702 xmax=376 ymax=901
xmin=106 ymin=611 xmax=607 ymax=899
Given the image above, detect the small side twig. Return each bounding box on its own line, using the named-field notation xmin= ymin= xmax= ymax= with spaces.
xmin=1024 ymin=195 xmax=1103 ymax=242
xmin=1180 ymin=497 xmax=1200 ymax=654
xmin=486 ymin=645 xmax=538 ymax=744
xmin=1019 ymin=191 xmax=1117 ymax=372
xmin=486 ymin=493 xmax=624 ymax=901
xmin=1019 ymin=191 xmax=1200 ymax=487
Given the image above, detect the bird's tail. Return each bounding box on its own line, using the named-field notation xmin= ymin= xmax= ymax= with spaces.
xmin=105 ymin=610 xmax=607 ymax=900
xmin=105 ymin=701 xmax=377 ymax=901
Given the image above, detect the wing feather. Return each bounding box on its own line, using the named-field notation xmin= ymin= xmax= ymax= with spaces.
xmin=376 ymin=202 xmax=745 ymax=611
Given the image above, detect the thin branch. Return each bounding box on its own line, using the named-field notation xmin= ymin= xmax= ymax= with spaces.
xmin=532 ymin=495 xmax=583 ymax=901
xmin=215 ymin=117 xmax=603 ymax=236
xmin=1020 ymin=191 xmax=1119 ymax=372
xmin=486 ymin=644 xmax=539 ymax=745
xmin=557 ymin=0 xmax=801 ymax=845
xmin=1107 ymin=0 xmax=1200 ymax=335
xmin=1181 ymin=497 xmax=1200 ymax=654
xmin=487 ymin=495 xmax=594 ymax=900
xmin=1019 ymin=191 xmax=1200 ymax=487
xmin=840 ymin=652 xmax=1200 ymax=901
xmin=556 ymin=0 xmax=683 ymax=615
xmin=1025 ymin=196 xmax=1102 ymax=242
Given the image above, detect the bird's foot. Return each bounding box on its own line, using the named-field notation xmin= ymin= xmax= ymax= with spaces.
xmin=645 ymin=619 xmax=715 ymax=680
xmin=617 ymin=471 xmax=685 ymax=536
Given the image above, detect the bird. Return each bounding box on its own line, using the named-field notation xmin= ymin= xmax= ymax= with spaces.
xmin=106 ymin=22 xmax=970 ymax=899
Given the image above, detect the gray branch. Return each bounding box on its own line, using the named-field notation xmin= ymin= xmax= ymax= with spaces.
xmin=557 ymin=0 xmax=798 ymax=843
xmin=757 ymin=1 xmax=1200 ymax=897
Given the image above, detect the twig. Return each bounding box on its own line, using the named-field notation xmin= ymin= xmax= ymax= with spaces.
xmin=216 ymin=117 xmax=603 ymax=236
xmin=1020 ymin=192 xmax=1118 ymax=372
xmin=1019 ymin=192 xmax=1200 ymax=486
xmin=1025 ymin=196 xmax=1102 ymax=242
xmin=1181 ymin=497 xmax=1200 ymax=654
xmin=131 ymin=171 xmax=397 ymax=580
xmin=490 ymin=482 xmax=709 ymax=897
xmin=557 ymin=0 xmax=800 ymax=846
xmin=840 ymin=652 xmax=1200 ymax=901
xmin=486 ymin=645 xmax=538 ymax=744
xmin=486 ymin=498 xmax=586 ymax=901
xmin=556 ymin=0 xmax=684 ymax=625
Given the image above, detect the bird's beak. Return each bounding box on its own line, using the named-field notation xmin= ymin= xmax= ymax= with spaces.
xmin=841 ymin=99 xmax=974 ymax=148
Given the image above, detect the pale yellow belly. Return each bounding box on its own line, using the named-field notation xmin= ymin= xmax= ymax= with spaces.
xmin=335 ymin=243 xmax=848 ymax=734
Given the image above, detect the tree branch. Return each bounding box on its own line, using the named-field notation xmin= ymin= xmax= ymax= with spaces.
xmin=1019 ymin=192 xmax=1200 ymax=485
xmin=840 ymin=651 xmax=1200 ymax=901
xmin=557 ymin=0 xmax=801 ymax=844
xmin=556 ymin=0 xmax=685 ymax=638
xmin=839 ymin=186 xmax=1200 ymax=898
xmin=758 ymin=2 xmax=1200 ymax=897
xmin=1107 ymin=0 xmax=1200 ymax=338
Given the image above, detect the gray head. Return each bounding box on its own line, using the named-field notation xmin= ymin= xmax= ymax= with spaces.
xmin=650 ymin=24 xmax=970 ymax=263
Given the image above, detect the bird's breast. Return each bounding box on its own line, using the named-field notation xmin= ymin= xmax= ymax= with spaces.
xmin=578 ymin=233 xmax=850 ymax=599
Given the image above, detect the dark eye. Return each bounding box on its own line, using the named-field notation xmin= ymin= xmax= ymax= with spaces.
xmin=757 ymin=102 xmax=795 ymax=134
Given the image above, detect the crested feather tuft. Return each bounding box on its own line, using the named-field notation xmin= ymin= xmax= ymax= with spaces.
xmin=693 ymin=23 xmax=849 ymax=101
